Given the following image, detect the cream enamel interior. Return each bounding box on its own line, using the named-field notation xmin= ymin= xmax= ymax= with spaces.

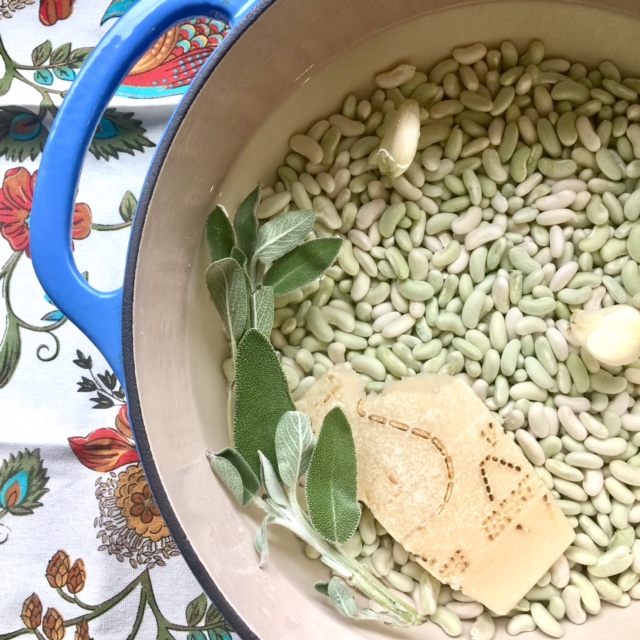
xmin=132 ymin=0 xmax=640 ymax=637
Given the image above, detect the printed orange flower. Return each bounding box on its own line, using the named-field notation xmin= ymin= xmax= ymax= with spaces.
xmin=115 ymin=464 xmax=169 ymax=542
xmin=39 ymin=0 xmax=75 ymax=26
xmin=115 ymin=405 xmax=133 ymax=440
xmin=0 ymin=167 xmax=91 ymax=258
xmin=68 ymin=428 xmax=139 ymax=473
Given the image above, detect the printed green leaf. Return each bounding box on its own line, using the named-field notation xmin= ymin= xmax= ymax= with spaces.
xmin=234 ymin=329 xmax=295 ymax=477
xmin=205 ymin=258 xmax=248 ymax=344
xmin=275 ymin=411 xmax=315 ymax=488
xmin=0 ymin=107 xmax=48 ymax=162
xmin=254 ymin=210 xmax=315 ymax=265
xmin=0 ymin=449 xmax=49 ymax=515
xmin=258 ymin=451 xmax=288 ymax=508
xmin=0 ymin=314 xmax=21 ymax=389
xmin=328 ymin=578 xmax=360 ymax=618
xmin=255 ymin=514 xmax=273 ymax=568
xmin=67 ymin=47 xmax=93 ymax=69
xmin=50 ymin=42 xmax=72 ymax=65
xmin=263 ymin=238 xmax=342 ymax=297
xmin=0 ymin=75 xmax=13 ymax=97
xmin=53 ymin=66 xmax=76 ymax=82
xmin=233 ymin=186 xmax=260 ymax=260
xmin=305 ymin=407 xmax=360 ymax=544
xmin=185 ymin=593 xmax=208 ymax=626
xmin=207 ymin=448 xmax=259 ymax=506
xmin=89 ymin=108 xmax=155 ymax=161
xmin=31 ymin=40 xmax=52 ymax=66
xmin=119 ymin=191 xmax=137 ymax=223
xmin=252 ymin=286 xmax=274 ymax=337
xmin=205 ymin=205 xmax=235 ymax=263
xmin=34 ymin=69 xmax=53 ymax=86
xmin=187 ymin=633 xmax=206 ymax=640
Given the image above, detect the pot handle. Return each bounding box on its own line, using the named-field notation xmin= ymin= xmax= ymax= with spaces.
xmin=30 ymin=0 xmax=260 ymax=387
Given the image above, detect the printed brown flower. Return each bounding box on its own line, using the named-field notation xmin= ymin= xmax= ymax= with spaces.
xmin=0 ymin=167 xmax=91 ymax=258
xmin=42 ymin=607 xmax=65 ymax=640
xmin=74 ymin=619 xmax=90 ymax=640
xmin=67 ymin=558 xmax=86 ymax=594
xmin=114 ymin=465 xmax=169 ymax=542
xmin=20 ymin=593 xmax=42 ymax=629
xmin=45 ymin=550 xmax=70 ymax=589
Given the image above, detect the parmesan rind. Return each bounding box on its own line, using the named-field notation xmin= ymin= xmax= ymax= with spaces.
xmin=297 ymin=365 xmax=574 ymax=615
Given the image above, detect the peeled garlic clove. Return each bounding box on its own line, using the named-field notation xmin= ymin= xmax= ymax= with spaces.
xmin=376 ymin=99 xmax=420 ymax=180
xmin=569 ymin=305 xmax=640 ymax=366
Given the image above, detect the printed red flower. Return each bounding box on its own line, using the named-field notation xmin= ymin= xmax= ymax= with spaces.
xmin=68 ymin=428 xmax=139 ymax=473
xmin=39 ymin=0 xmax=75 ymax=26
xmin=115 ymin=405 xmax=133 ymax=440
xmin=0 ymin=167 xmax=91 ymax=258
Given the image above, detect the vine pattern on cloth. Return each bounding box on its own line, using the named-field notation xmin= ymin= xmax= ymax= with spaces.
xmin=0 ymin=2 xmax=235 ymax=638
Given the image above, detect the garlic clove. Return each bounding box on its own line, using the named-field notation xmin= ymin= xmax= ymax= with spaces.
xmin=569 ymin=305 xmax=640 ymax=367
xmin=376 ymin=99 xmax=420 ymax=180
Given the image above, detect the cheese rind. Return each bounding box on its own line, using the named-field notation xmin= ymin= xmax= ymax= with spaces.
xmin=296 ymin=366 xmax=575 ymax=615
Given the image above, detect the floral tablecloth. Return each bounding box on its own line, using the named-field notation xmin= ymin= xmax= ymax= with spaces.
xmin=0 ymin=2 xmax=236 ymax=638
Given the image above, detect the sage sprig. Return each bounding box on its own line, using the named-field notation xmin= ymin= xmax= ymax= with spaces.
xmin=205 ymin=409 xmax=423 ymax=626
xmin=203 ymin=187 xmax=424 ymax=628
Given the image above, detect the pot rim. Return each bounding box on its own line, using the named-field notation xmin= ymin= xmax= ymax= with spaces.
xmin=122 ymin=2 xmax=276 ymax=637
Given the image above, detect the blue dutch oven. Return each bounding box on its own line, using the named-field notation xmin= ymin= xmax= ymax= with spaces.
xmin=30 ymin=0 xmax=640 ymax=638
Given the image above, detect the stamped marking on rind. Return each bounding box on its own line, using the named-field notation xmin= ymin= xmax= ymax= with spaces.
xmin=481 ymin=473 xmax=537 ymax=541
xmin=365 ymin=411 xmax=455 ymax=514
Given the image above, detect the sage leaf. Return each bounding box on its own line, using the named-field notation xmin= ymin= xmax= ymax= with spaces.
xmin=205 ymin=205 xmax=235 ymax=263
xmin=328 ymin=578 xmax=360 ymax=618
xmin=252 ymin=286 xmax=274 ymax=337
xmin=234 ymin=329 xmax=295 ymax=477
xmin=254 ymin=210 xmax=315 ymax=265
xmin=263 ymin=237 xmax=342 ymax=297
xmin=230 ymin=246 xmax=247 ymax=267
xmin=259 ymin=451 xmax=288 ymax=508
xmin=275 ymin=411 xmax=315 ymax=488
xmin=314 ymin=582 xmax=330 ymax=597
xmin=205 ymin=258 xmax=248 ymax=344
xmin=305 ymin=407 xmax=360 ymax=545
xmin=207 ymin=448 xmax=259 ymax=506
xmin=255 ymin=514 xmax=273 ymax=568
xmin=233 ymin=186 xmax=260 ymax=260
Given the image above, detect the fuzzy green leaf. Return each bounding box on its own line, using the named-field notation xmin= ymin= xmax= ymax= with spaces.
xmin=263 ymin=238 xmax=342 ymax=297
xmin=207 ymin=448 xmax=259 ymax=506
xmin=205 ymin=205 xmax=235 ymax=264
xmin=305 ymin=407 xmax=360 ymax=545
xmin=233 ymin=186 xmax=260 ymax=260
xmin=255 ymin=514 xmax=273 ymax=568
xmin=234 ymin=329 xmax=295 ymax=477
xmin=230 ymin=246 xmax=247 ymax=267
xmin=185 ymin=593 xmax=208 ymax=626
xmin=259 ymin=451 xmax=288 ymax=508
xmin=328 ymin=578 xmax=360 ymax=618
xmin=254 ymin=210 xmax=315 ymax=265
xmin=252 ymin=286 xmax=274 ymax=337
xmin=205 ymin=258 xmax=248 ymax=344
xmin=314 ymin=582 xmax=330 ymax=597
xmin=275 ymin=411 xmax=315 ymax=488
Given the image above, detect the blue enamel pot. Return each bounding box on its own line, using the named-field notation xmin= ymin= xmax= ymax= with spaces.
xmin=29 ymin=0 xmax=640 ymax=638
